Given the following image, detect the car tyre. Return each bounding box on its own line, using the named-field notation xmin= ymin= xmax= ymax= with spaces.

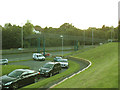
xmin=57 ymin=70 xmax=60 ymax=74
xmin=49 ymin=73 xmax=53 ymax=77
xmin=34 ymin=77 xmax=39 ymax=83
xmin=12 ymin=83 xmax=18 ymax=90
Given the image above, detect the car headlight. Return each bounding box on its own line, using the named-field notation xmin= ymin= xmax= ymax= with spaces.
xmin=45 ymin=71 xmax=49 ymax=73
xmin=4 ymin=82 xmax=12 ymax=86
xmin=39 ymin=69 xmax=41 ymax=71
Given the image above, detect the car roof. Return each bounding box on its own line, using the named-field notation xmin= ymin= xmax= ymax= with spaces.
xmin=33 ymin=53 xmax=42 ymax=55
xmin=14 ymin=69 xmax=35 ymax=72
xmin=0 ymin=59 xmax=8 ymax=61
xmin=55 ymin=57 xmax=62 ymax=58
xmin=47 ymin=62 xmax=60 ymax=64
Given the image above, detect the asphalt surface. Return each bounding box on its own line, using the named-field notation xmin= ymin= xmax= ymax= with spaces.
xmin=9 ymin=60 xmax=67 ymax=73
xmin=2 ymin=51 xmax=73 ymax=61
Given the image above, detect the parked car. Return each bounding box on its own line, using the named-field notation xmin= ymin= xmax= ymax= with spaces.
xmin=1 ymin=69 xmax=40 ymax=89
xmin=0 ymin=59 xmax=8 ymax=65
xmin=55 ymin=59 xmax=69 ymax=68
xmin=53 ymin=57 xmax=62 ymax=62
xmin=33 ymin=53 xmax=45 ymax=61
xmin=39 ymin=62 xmax=61 ymax=77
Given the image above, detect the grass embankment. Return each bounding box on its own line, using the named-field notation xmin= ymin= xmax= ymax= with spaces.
xmin=20 ymin=60 xmax=80 ymax=89
xmin=0 ymin=65 xmax=30 ymax=76
xmin=54 ymin=43 xmax=118 ymax=88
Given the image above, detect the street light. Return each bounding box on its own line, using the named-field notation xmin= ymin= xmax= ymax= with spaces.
xmin=60 ymin=35 xmax=63 ymax=57
xmin=21 ymin=23 xmax=24 ymax=49
xmin=92 ymin=28 xmax=94 ymax=46
xmin=111 ymin=26 xmax=114 ymax=42
xmin=84 ymin=30 xmax=85 ymax=47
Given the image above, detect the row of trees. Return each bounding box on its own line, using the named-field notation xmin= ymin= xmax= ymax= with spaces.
xmin=1 ymin=21 xmax=118 ymax=49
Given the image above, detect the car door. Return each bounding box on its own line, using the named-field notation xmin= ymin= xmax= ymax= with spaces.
xmin=17 ymin=73 xmax=33 ymax=87
xmin=53 ymin=64 xmax=57 ymax=74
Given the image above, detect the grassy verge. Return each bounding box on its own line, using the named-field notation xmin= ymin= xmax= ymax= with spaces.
xmin=63 ymin=45 xmax=96 ymax=57
xmin=0 ymin=65 xmax=30 ymax=76
xmin=19 ymin=60 xmax=80 ymax=89
xmin=8 ymin=57 xmax=53 ymax=63
xmin=9 ymin=59 xmax=33 ymax=63
xmin=54 ymin=42 xmax=118 ymax=88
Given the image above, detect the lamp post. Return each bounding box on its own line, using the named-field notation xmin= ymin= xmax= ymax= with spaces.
xmin=84 ymin=30 xmax=85 ymax=47
xmin=37 ymin=31 xmax=41 ymax=53
xmin=60 ymin=35 xmax=63 ymax=57
xmin=92 ymin=28 xmax=94 ymax=46
xmin=21 ymin=23 xmax=23 ymax=48
xmin=111 ymin=26 xmax=114 ymax=42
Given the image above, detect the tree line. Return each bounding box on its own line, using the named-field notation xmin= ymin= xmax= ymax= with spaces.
xmin=1 ymin=21 xmax=118 ymax=49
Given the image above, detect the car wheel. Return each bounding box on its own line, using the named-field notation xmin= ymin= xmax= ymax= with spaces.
xmin=34 ymin=77 xmax=39 ymax=83
xmin=12 ymin=83 xmax=18 ymax=90
xmin=57 ymin=70 xmax=60 ymax=74
xmin=49 ymin=73 xmax=53 ymax=77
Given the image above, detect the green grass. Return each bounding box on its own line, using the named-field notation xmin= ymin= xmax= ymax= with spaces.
xmin=19 ymin=60 xmax=80 ymax=89
xmin=54 ymin=42 xmax=118 ymax=88
xmin=9 ymin=59 xmax=33 ymax=63
xmin=1 ymin=65 xmax=30 ymax=76
xmin=63 ymin=45 xmax=95 ymax=57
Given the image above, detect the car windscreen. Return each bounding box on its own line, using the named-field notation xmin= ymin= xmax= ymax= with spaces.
xmin=2 ymin=60 xmax=7 ymax=62
xmin=8 ymin=71 xmax=25 ymax=78
xmin=43 ymin=64 xmax=53 ymax=68
xmin=37 ymin=55 xmax=43 ymax=57
xmin=56 ymin=57 xmax=62 ymax=59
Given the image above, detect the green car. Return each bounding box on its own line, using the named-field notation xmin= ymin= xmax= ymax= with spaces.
xmin=39 ymin=62 xmax=61 ymax=77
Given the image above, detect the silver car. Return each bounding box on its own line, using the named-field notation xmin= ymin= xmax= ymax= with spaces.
xmin=0 ymin=59 xmax=8 ymax=65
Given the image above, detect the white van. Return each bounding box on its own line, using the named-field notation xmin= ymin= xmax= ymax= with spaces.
xmin=33 ymin=53 xmax=45 ymax=61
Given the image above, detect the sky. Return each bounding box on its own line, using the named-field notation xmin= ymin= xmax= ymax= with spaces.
xmin=0 ymin=0 xmax=119 ymax=29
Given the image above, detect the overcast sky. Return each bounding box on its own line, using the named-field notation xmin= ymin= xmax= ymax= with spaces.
xmin=0 ymin=0 xmax=119 ymax=29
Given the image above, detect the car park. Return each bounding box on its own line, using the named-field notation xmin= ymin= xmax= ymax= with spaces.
xmin=1 ymin=69 xmax=40 ymax=89
xmin=33 ymin=53 xmax=45 ymax=61
xmin=0 ymin=59 xmax=8 ymax=65
xmin=39 ymin=62 xmax=61 ymax=77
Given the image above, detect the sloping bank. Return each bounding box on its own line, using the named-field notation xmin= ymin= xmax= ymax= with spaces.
xmin=50 ymin=57 xmax=92 ymax=88
xmin=19 ymin=57 xmax=90 ymax=89
xmin=53 ymin=42 xmax=118 ymax=88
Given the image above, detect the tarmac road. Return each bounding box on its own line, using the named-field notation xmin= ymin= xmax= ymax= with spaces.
xmin=2 ymin=51 xmax=73 ymax=61
xmin=9 ymin=60 xmax=67 ymax=72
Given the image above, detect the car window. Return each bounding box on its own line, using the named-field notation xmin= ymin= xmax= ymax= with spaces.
xmin=54 ymin=64 xmax=59 ymax=69
xmin=56 ymin=57 xmax=62 ymax=59
xmin=2 ymin=60 xmax=7 ymax=62
xmin=43 ymin=63 xmax=54 ymax=68
xmin=38 ymin=55 xmax=43 ymax=57
xmin=8 ymin=71 xmax=25 ymax=78
xmin=22 ymin=73 xmax=31 ymax=77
